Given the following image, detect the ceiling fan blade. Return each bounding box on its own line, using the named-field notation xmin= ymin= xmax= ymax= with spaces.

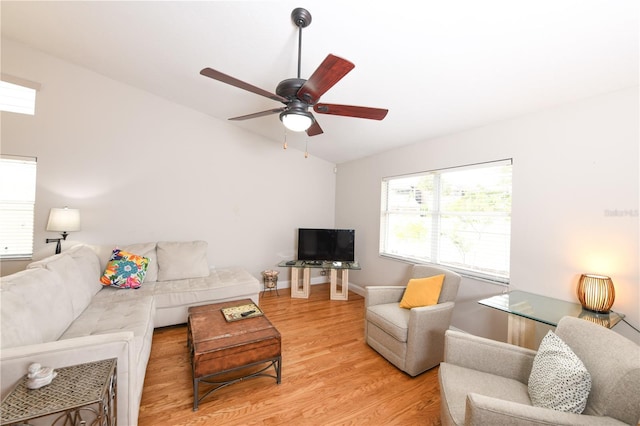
xmin=297 ymin=54 xmax=355 ymax=105
xmin=314 ymin=103 xmax=388 ymax=120
xmin=228 ymin=108 xmax=286 ymax=121
xmin=306 ymin=118 xmax=324 ymax=136
xmin=200 ymin=68 xmax=288 ymax=103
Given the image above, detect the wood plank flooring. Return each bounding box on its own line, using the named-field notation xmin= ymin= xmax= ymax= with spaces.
xmin=138 ymin=284 xmax=442 ymax=425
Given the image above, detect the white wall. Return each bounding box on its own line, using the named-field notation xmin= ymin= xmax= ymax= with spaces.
xmin=337 ymin=87 xmax=639 ymax=344
xmin=2 ymin=39 xmax=638 ymax=344
xmin=1 ymin=39 xmax=337 ymax=279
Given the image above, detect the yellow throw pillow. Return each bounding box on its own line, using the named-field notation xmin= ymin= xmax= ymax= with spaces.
xmin=399 ymin=274 xmax=445 ymax=309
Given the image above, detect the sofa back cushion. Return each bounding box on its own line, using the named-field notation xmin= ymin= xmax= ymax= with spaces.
xmin=92 ymin=242 xmax=159 ymax=282
xmin=555 ymin=316 xmax=640 ymax=425
xmin=122 ymin=242 xmax=158 ymax=282
xmin=1 ymin=267 xmax=75 ymax=348
xmin=28 ymin=245 xmax=103 ymax=318
xmin=156 ymin=241 xmax=210 ymax=281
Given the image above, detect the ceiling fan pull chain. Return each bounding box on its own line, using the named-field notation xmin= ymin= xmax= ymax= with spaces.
xmin=283 ymin=130 xmax=288 ymax=150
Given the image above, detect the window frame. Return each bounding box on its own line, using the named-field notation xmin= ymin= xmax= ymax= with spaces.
xmin=380 ymin=159 xmax=513 ymax=284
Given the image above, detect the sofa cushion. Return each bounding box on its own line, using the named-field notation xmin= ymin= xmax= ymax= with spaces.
xmin=156 ymin=241 xmax=209 ymax=281
xmin=0 ymin=268 xmax=75 ymax=348
xmin=59 ymin=294 xmax=155 ymax=366
xmin=27 ymin=245 xmax=103 ymax=318
xmin=123 ymin=242 xmax=158 ymax=282
xmin=528 ymin=330 xmax=591 ymax=414
xmin=366 ymin=303 xmax=410 ymax=342
xmin=100 ymin=249 xmax=149 ymax=289
xmin=152 ymin=267 xmax=257 ymax=309
xmin=399 ymin=274 xmax=444 ymax=309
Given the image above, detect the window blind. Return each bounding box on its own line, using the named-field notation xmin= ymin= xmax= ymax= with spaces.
xmin=380 ymin=159 xmax=512 ymax=283
xmin=0 ymin=80 xmax=37 ymax=115
xmin=0 ymin=155 xmax=37 ymax=258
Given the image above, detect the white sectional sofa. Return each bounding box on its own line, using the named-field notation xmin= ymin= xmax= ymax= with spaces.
xmin=0 ymin=241 xmax=260 ymax=425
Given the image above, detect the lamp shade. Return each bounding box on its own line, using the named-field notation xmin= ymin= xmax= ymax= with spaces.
xmin=46 ymin=207 xmax=81 ymax=232
xmin=577 ymin=274 xmax=615 ymax=313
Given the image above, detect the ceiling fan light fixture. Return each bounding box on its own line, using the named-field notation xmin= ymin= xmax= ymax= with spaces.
xmin=200 ymin=7 xmax=387 ymax=140
xmin=280 ymin=109 xmax=314 ymax=132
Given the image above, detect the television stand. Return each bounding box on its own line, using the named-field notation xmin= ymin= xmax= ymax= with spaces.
xmin=277 ymin=261 xmax=361 ymax=301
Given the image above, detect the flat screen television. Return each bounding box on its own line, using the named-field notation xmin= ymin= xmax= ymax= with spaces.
xmin=297 ymin=228 xmax=355 ymax=262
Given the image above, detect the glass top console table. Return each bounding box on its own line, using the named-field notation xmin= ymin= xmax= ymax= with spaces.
xmin=478 ymin=290 xmax=624 ymax=348
xmin=278 ymin=261 xmax=361 ymax=301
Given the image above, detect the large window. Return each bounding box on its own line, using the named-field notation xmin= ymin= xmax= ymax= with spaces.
xmin=0 ymin=155 xmax=37 ymax=259
xmin=380 ymin=159 xmax=512 ymax=283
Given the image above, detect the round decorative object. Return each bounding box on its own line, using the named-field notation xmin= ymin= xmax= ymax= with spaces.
xmin=262 ymin=270 xmax=279 ymax=289
xmin=576 ymin=274 xmax=615 ymax=313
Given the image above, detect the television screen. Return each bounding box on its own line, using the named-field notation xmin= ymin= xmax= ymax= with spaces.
xmin=297 ymin=228 xmax=355 ymax=262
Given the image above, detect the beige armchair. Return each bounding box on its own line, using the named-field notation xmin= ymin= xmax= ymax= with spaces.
xmin=439 ymin=316 xmax=640 ymax=425
xmin=364 ymin=265 xmax=461 ymax=377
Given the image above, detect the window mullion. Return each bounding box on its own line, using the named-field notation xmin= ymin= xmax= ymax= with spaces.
xmin=431 ymin=173 xmax=441 ymax=262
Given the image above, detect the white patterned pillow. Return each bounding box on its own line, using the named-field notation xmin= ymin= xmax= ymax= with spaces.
xmin=528 ymin=331 xmax=591 ymax=413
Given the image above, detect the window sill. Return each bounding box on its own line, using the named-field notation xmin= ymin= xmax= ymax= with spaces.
xmin=379 ymin=253 xmax=510 ymax=285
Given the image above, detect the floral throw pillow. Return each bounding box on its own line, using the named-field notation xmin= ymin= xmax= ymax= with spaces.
xmin=100 ymin=249 xmax=149 ymax=289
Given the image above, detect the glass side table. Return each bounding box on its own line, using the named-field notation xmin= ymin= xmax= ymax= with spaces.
xmin=478 ymin=290 xmax=624 ymax=348
xmin=1 ymin=358 xmax=117 ymax=426
xmin=277 ymin=260 xmax=361 ymax=300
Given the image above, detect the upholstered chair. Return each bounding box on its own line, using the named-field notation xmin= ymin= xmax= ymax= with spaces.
xmin=364 ymin=265 xmax=461 ymax=377
xmin=439 ymin=316 xmax=640 ymax=425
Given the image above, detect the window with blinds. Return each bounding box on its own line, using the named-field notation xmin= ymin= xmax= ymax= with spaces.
xmin=0 ymin=155 xmax=37 ymax=259
xmin=0 ymin=80 xmax=37 ymax=115
xmin=380 ymin=159 xmax=512 ymax=283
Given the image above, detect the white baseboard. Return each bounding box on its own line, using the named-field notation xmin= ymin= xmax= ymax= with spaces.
xmin=348 ymin=283 xmax=366 ymax=297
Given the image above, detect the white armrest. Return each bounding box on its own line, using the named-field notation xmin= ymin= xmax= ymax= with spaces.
xmin=364 ymin=285 xmax=406 ymax=307
xmin=466 ymin=393 xmax=627 ymax=426
xmin=409 ymin=302 xmax=455 ymax=330
xmin=1 ymin=332 xmax=137 ymax=425
xmin=444 ymin=329 xmax=536 ymax=384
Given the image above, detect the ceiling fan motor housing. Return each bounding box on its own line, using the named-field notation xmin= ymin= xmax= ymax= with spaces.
xmin=276 ymin=78 xmax=307 ymax=102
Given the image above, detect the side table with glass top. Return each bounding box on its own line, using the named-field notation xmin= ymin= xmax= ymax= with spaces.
xmin=1 ymin=358 xmax=117 ymax=426
xmin=478 ymin=290 xmax=624 ymax=349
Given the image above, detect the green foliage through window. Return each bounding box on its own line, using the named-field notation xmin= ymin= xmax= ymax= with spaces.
xmin=380 ymin=159 xmax=512 ymax=283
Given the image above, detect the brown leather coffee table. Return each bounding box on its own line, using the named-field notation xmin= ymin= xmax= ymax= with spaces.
xmin=187 ymin=299 xmax=281 ymax=411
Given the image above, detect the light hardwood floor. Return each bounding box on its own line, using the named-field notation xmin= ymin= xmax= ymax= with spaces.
xmin=138 ymin=284 xmax=442 ymax=425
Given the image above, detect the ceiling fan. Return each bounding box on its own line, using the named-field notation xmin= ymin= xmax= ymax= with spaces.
xmin=200 ymin=7 xmax=388 ymax=137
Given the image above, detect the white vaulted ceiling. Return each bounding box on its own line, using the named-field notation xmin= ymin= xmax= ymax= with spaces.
xmin=2 ymin=1 xmax=638 ymax=164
